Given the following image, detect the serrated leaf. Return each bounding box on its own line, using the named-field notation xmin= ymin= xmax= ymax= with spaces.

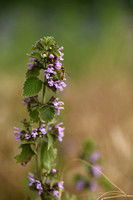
xmin=23 ymin=77 xmax=42 ymax=97
xmin=40 ymin=143 xmax=57 ymax=170
xmin=15 ymin=143 xmax=35 ymax=165
xmin=40 ymin=105 xmax=55 ymax=122
xmin=52 ymin=49 xmax=60 ymax=58
xmin=30 ymin=110 xmax=39 ymax=123
xmin=26 ymin=68 xmax=40 ymax=78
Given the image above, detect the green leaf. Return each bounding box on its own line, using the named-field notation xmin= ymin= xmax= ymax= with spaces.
xmin=65 ymin=193 xmax=77 ymax=200
xmin=40 ymin=105 xmax=55 ymax=122
xmin=23 ymin=77 xmax=42 ymax=97
xmin=40 ymin=143 xmax=57 ymax=170
xmin=30 ymin=52 xmax=42 ymax=60
xmin=26 ymin=68 xmax=40 ymax=78
xmin=98 ymin=176 xmax=112 ymax=191
xmin=47 ymin=133 xmax=54 ymax=150
xmin=52 ymin=49 xmax=60 ymax=58
xmin=15 ymin=144 xmax=35 ymax=165
xmin=30 ymin=110 xmax=39 ymax=123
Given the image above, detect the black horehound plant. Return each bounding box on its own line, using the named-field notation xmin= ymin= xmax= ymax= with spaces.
xmin=13 ymin=36 xmax=130 ymax=200
xmin=14 ymin=36 xmax=68 ymax=200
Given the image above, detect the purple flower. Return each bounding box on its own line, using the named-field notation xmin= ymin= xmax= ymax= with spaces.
xmin=54 ymin=79 xmax=67 ymax=91
xmin=28 ymin=173 xmax=36 ymax=186
xmin=36 ymin=180 xmax=43 ymax=195
xmin=91 ymin=165 xmax=101 ymax=177
xmin=53 ymin=190 xmax=59 ymax=198
xmin=55 ymin=58 xmax=62 ymax=70
xmin=58 ymin=46 xmax=64 ymax=61
xmin=28 ymin=63 xmax=34 ymax=70
xmin=31 ymin=128 xmax=38 ymax=138
xmin=90 ymin=151 xmax=100 ymax=163
xmin=53 ymin=98 xmax=64 ymax=115
xmin=58 ymin=181 xmax=64 ymax=189
xmin=49 ymin=53 xmax=54 ymax=59
xmin=29 ymin=58 xmax=36 ymax=62
xmin=89 ymin=180 xmax=98 ymax=191
xmin=48 ymin=77 xmax=54 ymax=87
xmin=39 ymin=124 xmax=46 ymax=135
xmin=25 ymin=133 xmax=31 ymax=139
xmin=28 ymin=173 xmax=43 ymax=195
xmin=51 ymin=168 xmax=57 ymax=174
xmin=55 ymin=122 xmax=65 ymax=142
xmin=14 ymin=127 xmax=21 ymax=141
xmin=75 ymin=180 xmax=85 ymax=191
xmin=23 ymin=97 xmax=31 ymax=105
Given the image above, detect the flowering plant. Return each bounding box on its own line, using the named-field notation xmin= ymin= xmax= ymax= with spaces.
xmin=74 ymin=140 xmax=112 ymax=193
xmin=14 ymin=36 xmax=67 ymax=200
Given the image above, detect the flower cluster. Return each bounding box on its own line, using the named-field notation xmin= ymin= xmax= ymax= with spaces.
xmin=55 ymin=122 xmax=65 ymax=142
xmin=74 ymin=140 xmax=102 ymax=192
xmin=53 ymin=181 xmax=64 ymax=198
xmin=14 ymin=124 xmax=46 ymax=141
xmin=53 ymin=98 xmax=64 ymax=116
xmin=28 ymin=173 xmax=43 ymax=195
xmin=28 ymin=172 xmax=64 ymax=198
xmin=44 ymin=47 xmax=67 ymax=91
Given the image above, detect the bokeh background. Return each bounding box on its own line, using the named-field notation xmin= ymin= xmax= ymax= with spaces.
xmin=1 ymin=0 xmax=133 ymax=199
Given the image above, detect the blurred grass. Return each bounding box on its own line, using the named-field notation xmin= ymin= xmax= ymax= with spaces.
xmin=1 ymin=1 xmax=133 ymax=200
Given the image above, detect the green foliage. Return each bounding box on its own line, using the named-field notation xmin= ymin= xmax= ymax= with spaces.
xmin=26 ymin=68 xmax=40 ymax=78
xmin=52 ymin=49 xmax=60 ymax=58
xmin=80 ymin=139 xmax=96 ymax=159
xmin=29 ymin=52 xmax=42 ymax=60
xmin=47 ymin=132 xmax=54 ymax=150
xmin=15 ymin=143 xmax=35 ymax=165
xmin=40 ymin=105 xmax=55 ymax=122
xmin=98 ymin=176 xmax=112 ymax=191
xmin=30 ymin=110 xmax=39 ymax=123
xmin=65 ymin=193 xmax=77 ymax=200
xmin=23 ymin=77 xmax=42 ymax=97
xmin=40 ymin=143 xmax=57 ymax=170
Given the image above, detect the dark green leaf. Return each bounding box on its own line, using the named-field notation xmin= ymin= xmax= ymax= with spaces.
xmin=23 ymin=77 xmax=42 ymax=97
xmin=26 ymin=68 xmax=40 ymax=78
xmin=15 ymin=144 xmax=35 ymax=165
xmin=40 ymin=143 xmax=57 ymax=170
xmin=40 ymin=105 xmax=55 ymax=122
xmin=30 ymin=110 xmax=39 ymax=123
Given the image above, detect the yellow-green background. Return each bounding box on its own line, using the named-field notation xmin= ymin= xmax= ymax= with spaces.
xmin=1 ymin=0 xmax=133 ymax=199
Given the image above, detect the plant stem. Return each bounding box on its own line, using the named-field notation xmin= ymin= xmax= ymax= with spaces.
xmin=39 ymin=63 xmax=46 ymax=200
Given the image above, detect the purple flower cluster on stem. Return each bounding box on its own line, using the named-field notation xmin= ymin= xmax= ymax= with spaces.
xmin=14 ymin=127 xmax=21 ymax=141
xmin=53 ymin=98 xmax=64 ymax=115
xmin=43 ymin=46 xmax=67 ymax=91
xmin=28 ymin=173 xmax=43 ymax=195
xmin=55 ymin=122 xmax=65 ymax=142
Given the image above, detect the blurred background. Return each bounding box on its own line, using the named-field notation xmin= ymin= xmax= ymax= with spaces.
xmin=1 ymin=0 xmax=133 ymax=199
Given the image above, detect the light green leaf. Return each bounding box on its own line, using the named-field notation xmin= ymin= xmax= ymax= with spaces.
xmin=15 ymin=144 xmax=35 ymax=165
xmin=52 ymin=49 xmax=60 ymax=58
xmin=47 ymin=133 xmax=54 ymax=150
xmin=40 ymin=105 xmax=55 ymax=122
xmin=26 ymin=68 xmax=40 ymax=78
xmin=40 ymin=143 xmax=57 ymax=170
xmin=23 ymin=77 xmax=42 ymax=97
